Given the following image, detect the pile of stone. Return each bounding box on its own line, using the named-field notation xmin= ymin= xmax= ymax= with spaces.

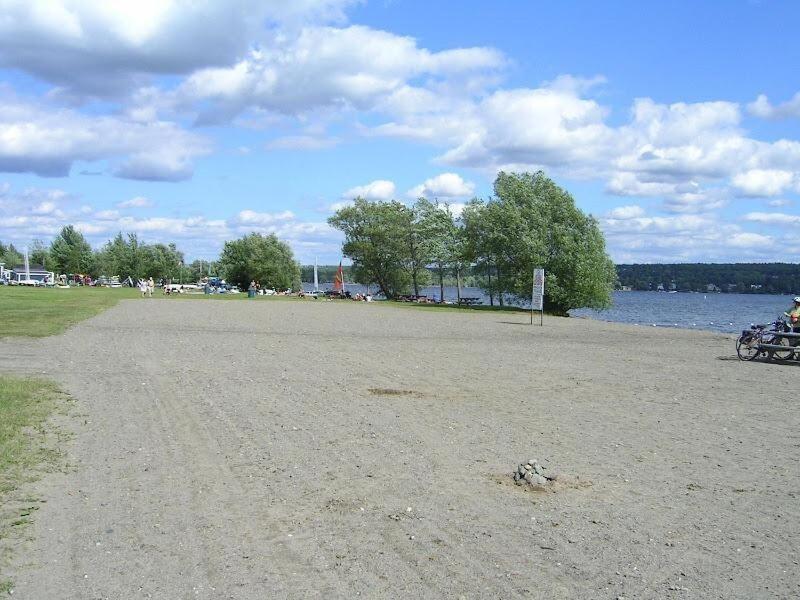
xmin=513 ymin=458 xmax=552 ymax=487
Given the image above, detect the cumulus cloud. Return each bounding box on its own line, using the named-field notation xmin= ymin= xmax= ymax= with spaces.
xmin=233 ymin=210 xmax=295 ymax=226
xmin=0 ymin=93 xmax=209 ymax=180
xmin=407 ymin=173 xmax=475 ymax=199
xmin=607 ymin=205 xmax=645 ymax=219
xmin=31 ymin=201 xmax=58 ymax=215
xmin=437 ymin=85 xmax=615 ymax=171
xmin=0 ymin=0 xmax=361 ymax=96
xmin=94 ymin=209 xmax=120 ymax=220
xmin=177 ymin=25 xmax=504 ymax=123
xmin=743 ymin=212 xmax=800 ymax=226
xmin=732 ymin=169 xmax=795 ymax=197
xmin=748 ymin=93 xmax=800 ymax=120
xmin=371 ymin=80 xmax=800 ymax=219
xmin=342 ymin=179 xmax=396 ymax=201
xmin=266 ymin=135 xmax=340 ymax=150
xmin=117 ymin=196 xmax=154 ymax=209
xmin=601 ymin=210 xmax=784 ymax=262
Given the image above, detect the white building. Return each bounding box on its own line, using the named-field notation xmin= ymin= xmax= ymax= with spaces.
xmin=10 ymin=263 xmax=55 ymax=285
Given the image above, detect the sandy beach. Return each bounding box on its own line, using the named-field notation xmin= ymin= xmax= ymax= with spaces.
xmin=1 ymin=299 xmax=798 ymax=599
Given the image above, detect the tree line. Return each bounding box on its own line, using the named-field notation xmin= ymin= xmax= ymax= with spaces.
xmin=328 ymin=171 xmax=616 ymax=314
xmin=617 ymin=263 xmax=800 ymax=294
xmin=2 ymin=170 xmax=617 ymax=311
xmin=1 ymin=228 xmax=301 ymax=290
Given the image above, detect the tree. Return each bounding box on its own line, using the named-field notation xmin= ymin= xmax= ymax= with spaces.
xmin=29 ymin=239 xmax=53 ymax=271
xmin=328 ymin=198 xmax=412 ymax=299
xmin=49 ymin=225 xmax=93 ymax=275
xmin=142 ymin=243 xmax=184 ymax=282
xmin=186 ymin=259 xmax=220 ymax=281
xmin=414 ymin=198 xmax=459 ymax=302
xmin=0 ymin=240 xmax=22 ymax=268
xmin=218 ymin=233 xmax=301 ymax=290
xmin=404 ymin=202 xmax=431 ymax=296
xmin=483 ymin=171 xmax=616 ymax=314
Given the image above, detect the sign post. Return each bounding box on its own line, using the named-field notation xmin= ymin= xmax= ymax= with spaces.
xmin=531 ymin=268 xmax=545 ymax=326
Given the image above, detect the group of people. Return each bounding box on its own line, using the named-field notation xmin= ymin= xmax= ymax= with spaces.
xmin=138 ymin=277 xmax=155 ymax=297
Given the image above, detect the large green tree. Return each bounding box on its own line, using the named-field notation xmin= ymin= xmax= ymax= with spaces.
xmin=49 ymin=225 xmax=93 ymax=275
xmin=328 ymin=198 xmax=412 ymax=298
xmin=483 ymin=171 xmax=616 ymax=314
xmin=219 ymin=233 xmax=301 ymax=290
xmin=414 ymin=199 xmax=460 ymax=302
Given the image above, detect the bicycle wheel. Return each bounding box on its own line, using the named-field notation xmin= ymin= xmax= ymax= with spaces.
xmin=736 ymin=333 xmax=761 ymax=361
xmin=766 ymin=334 xmax=793 ymax=361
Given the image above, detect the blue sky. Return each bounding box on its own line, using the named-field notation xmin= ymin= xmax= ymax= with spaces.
xmin=0 ymin=0 xmax=799 ymax=264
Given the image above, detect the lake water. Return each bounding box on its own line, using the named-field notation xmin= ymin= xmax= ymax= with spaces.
xmin=302 ymin=283 xmax=796 ymax=334
xmin=571 ymin=291 xmax=796 ymax=334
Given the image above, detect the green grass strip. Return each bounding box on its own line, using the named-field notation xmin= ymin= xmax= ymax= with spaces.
xmin=0 ymin=286 xmax=138 ymax=338
xmin=0 ymin=376 xmax=61 ymax=497
xmin=0 ymin=376 xmax=64 ymax=592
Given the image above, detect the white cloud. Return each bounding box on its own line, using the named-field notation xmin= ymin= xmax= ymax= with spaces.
xmin=407 ymin=173 xmax=475 ymax=199
xmin=370 ymin=80 xmax=800 ymax=220
xmin=266 ymin=135 xmax=340 ymax=150
xmin=607 ymin=205 xmax=645 ymax=219
xmin=748 ymin=93 xmax=800 ymax=120
xmin=31 ymin=201 xmax=58 ymax=215
xmin=601 ymin=210 xmax=785 ymax=262
xmin=743 ymin=212 xmax=800 ymax=226
xmin=437 ymin=86 xmax=615 ymax=171
xmin=178 ymin=25 xmax=504 ymax=122
xmin=0 ymin=0 xmax=361 ymax=96
xmin=0 ymin=93 xmax=209 ymax=180
xmin=342 ymin=179 xmax=396 ymax=201
xmin=327 ymin=200 xmax=353 ymax=212
xmin=727 ymin=232 xmax=774 ymax=248
xmin=233 ymin=210 xmax=295 ymax=226
xmin=732 ymin=169 xmax=795 ymax=197
xmin=94 ymin=209 xmax=120 ymax=220
xmin=117 ymin=196 xmax=154 ymax=209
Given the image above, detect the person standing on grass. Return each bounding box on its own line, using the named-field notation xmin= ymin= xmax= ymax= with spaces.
xmin=147 ymin=277 xmax=154 ymax=297
xmin=138 ymin=278 xmax=147 ymax=297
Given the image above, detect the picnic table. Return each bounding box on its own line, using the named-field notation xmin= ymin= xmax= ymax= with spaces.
xmin=457 ymin=297 xmax=482 ymax=306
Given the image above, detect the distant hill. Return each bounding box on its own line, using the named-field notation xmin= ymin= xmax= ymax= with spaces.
xmin=303 ymin=262 xmax=800 ymax=295
xmin=615 ymin=263 xmax=800 ymax=294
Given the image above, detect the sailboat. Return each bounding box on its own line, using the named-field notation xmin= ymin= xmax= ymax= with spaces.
xmin=19 ymin=247 xmax=38 ymax=286
xmin=313 ymin=257 xmax=319 ymax=292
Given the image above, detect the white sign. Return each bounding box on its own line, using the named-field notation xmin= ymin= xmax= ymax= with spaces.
xmin=532 ymin=268 xmax=545 ymax=311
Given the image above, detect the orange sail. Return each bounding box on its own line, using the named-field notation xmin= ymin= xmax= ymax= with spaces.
xmin=333 ymin=261 xmax=344 ymax=293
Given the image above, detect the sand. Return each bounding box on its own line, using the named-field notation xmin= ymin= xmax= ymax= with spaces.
xmin=0 ymin=299 xmax=798 ymax=599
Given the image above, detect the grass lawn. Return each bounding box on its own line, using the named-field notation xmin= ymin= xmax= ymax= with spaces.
xmin=0 ymin=376 xmax=65 ymax=593
xmin=0 ymin=286 xmax=141 ymax=338
xmin=0 ymin=377 xmax=61 ymax=496
xmin=0 ymin=284 xmax=537 ymax=339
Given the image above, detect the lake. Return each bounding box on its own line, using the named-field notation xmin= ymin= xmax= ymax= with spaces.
xmin=302 ymin=283 xmax=796 ymax=334
xmin=571 ymin=291 xmax=796 ymax=334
